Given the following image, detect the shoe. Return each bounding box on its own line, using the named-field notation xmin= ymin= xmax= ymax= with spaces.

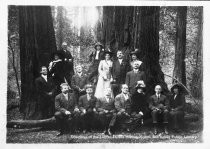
xmin=164 ymin=128 xmax=169 ymax=135
xmin=107 ymin=128 xmax=113 ymax=136
xmin=153 ymin=127 xmax=158 ymax=135
xmin=56 ymin=132 xmax=64 ymax=137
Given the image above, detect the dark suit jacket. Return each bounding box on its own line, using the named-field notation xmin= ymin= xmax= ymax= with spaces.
xmin=131 ymin=92 xmax=149 ymax=114
xmin=61 ymin=50 xmax=74 ymax=75
xmin=96 ymin=97 xmax=115 ymax=112
xmin=115 ymin=93 xmax=132 ymax=114
xmin=89 ymin=50 xmax=105 ymax=62
xmin=78 ymin=94 xmax=97 ymax=111
xmin=35 ymin=76 xmax=55 ymax=105
xmin=112 ymin=59 xmax=130 ymax=84
xmin=125 ymin=70 xmax=146 ymax=93
xmin=169 ymin=94 xmax=185 ymax=111
xmin=55 ymin=92 xmax=77 ymax=114
xmin=149 ymin=94 xmax=169 ymax=111
xmin=71 ymin=73 xmax=88 ymax=92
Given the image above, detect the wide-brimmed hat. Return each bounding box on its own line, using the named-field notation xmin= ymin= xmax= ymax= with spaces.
xmin=51 ymin=50 xmax=64 ymax=60
xmin=94 ymin=42 xmax=103 ymax=49
xmin=171 ymin=83 xmax=188 ymax=95
xmin=104 ymin=48 xmax=114 ymax=57
xmin=130 ymin=50 xmax=139 ymax=56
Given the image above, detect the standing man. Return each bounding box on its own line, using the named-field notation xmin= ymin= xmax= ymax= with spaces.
xmin=54 ymin=83 xmax=80 ymax=136
xmin=112 ymin=50 xmax=130 ymax=97
xmin=71 ymin=65 xmax=88 ymax=104
xmin=96 ymin=88 xmax=116 ymax=136
xmin=149 ymin=85 xmax=169 ymax=135
xmin=125 ymin=61 xmax=146 ymax=95
xmin=78 ymin=84 xmax=97 ymax=132
xmin=88 ymin=42 xmax=105 ymax=84
xmin=61 ymin=42 xmax=74 ymax=86
xmin=35 ymin=66 xmax=55 ymax=119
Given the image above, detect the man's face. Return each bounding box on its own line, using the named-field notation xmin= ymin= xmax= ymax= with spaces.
xmin=62 ymin=45 xmax=67 ymax=50
xmin=76 ymin=66 xmax=82 ymax=73
xmin=54 ymin=55 xmax=59 ymax=60
xmin=86 ymin=88 xmax=93 ymax=94
xmin=155 ymin=85 xmax=162 ymax=94
xmin=133 ymin=62 xmax=139 ymax=69
xmin=96 ymin=45 xmax=101 ymax=51
xmin=117 ymin=51 xmax=123 ymax=59
xmin=105 ymin=53 xmax=111 ymax=60
xmin=41 ymin=67 xmax=47 ymax=75
xmin=122 ymin=85 xmax=129 ymax=94
xmin=173 ymin=88 xmax=179 ymax=94
xmin=61 ymin=86 xmax=69 ymax=94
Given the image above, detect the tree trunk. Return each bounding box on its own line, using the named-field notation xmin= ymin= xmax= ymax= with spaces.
xmin=138 ymin=6 xmax=168 ymax=94
xmin=56 ymin=6 xmax=64 ymax=51
xmin=19 ymin=6 xmax=57 ymax=119
xmin=173 ymin=7 xmax=187 ymax=86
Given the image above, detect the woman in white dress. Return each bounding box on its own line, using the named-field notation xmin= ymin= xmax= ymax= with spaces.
xmin=95 ymin=51 xmax=114 ymax=99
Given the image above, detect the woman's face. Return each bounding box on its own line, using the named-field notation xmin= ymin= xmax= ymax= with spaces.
xmin=96 ymin=45 xmax=101 ymax=51
xmin=132 ymin=54 xmax=137 ymax=60
xmin=105 ymin=53 xmax=110 ymax=60
xmin=173 ymin=88 xmax=179 ymax=94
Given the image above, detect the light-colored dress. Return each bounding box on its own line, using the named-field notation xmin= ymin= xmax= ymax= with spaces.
xmin=95 ymin=60 xmax=114 ymax=99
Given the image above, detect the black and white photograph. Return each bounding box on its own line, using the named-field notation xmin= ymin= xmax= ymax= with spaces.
xmin=2 ymin=0 xmax=210 ymax=146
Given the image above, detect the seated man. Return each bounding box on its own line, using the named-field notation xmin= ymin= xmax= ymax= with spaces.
xmin=78 ymin=84 xmax=97 ymax=132
xmin=35 ymin=66 xmax=55 ymax=119
xmin=131 ymin=82 xmax=150 ymax=124
xmin=71 ymin=65 xmax=88 ymax=104
xmin=169 ymin=84 xmax=186 ymax=132
xmin=54 ymin=83 xmax=80 ymax=136
xmin=115 ymin=84 xmax=137 ymax=132
xmin=96 ymin=88 xmax=116 ymax=136
xmin=149 ymin=85 xmax=169 ymax=135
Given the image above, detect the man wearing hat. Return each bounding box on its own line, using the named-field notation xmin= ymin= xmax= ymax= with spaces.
xmin=60 ymin=42 xmax=74 ymax=86
xmin=88 ymin=42 xmax=105 ymax=84
xmin=169 ymin=84 xmax=186 ymax=132
xmin=54 ymin=83 xmax=80 ymax=136
xmin=149 ymin=85 xmax=169 ymax=135
xmin=125 ymin=61 xmax=146 ymax=95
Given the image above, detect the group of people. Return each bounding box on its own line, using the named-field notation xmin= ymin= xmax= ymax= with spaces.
xmin=35 ymin=41 xmax=186 ymax=137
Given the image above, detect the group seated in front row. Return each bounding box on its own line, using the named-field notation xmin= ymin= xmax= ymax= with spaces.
xmin=53 ymin=82 xmax=186 ymax=136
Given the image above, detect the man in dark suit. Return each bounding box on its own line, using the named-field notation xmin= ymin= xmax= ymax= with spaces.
xmin=149 ymin=85 xmax=169 ymax=135
xmin=112 ymin=50 xmax=130 ymax=97
xmin=54 ymin=83 xmax=80 ymax=136
xmin=125 ymin=61 xmax=146 ymax=95
xmin=35 ymin=66 xmax=55 ymax=119
xmin=169 ymin=84 xmax=186 ymax=132
xmin=60 ymin=42 xmax=74 ymax=86
xmin=71 ymin=65 xmax=88 ymax=104
xmin=96 ymin=88 xmax=116 ymax=136
xmin=78 ymin=84 xmax=97 ymax=132
xmin=88 ymin=42 xmax=105 ymax=84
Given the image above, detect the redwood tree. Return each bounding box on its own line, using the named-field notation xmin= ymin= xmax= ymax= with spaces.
xmin=19 ymin=6 xmax=57 ymax=119
xmin=173 ymin=6 xmax=187 ymax=85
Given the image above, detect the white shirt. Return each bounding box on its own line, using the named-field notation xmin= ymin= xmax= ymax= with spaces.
xmin=118 ymin=59 xmax=123 ymax=65
xmin=63 ymin=93 xmax=68 ymax=101
xmin=133 ymin=69 xmax=139 ymax=73
xmin=156 ymin=93 xmax=161 ymax=99
xmin=123 ymin=93 xmax=129 ymax=101
xmin=95 ymin=50 xmax=100 ymax=60
xmin=105 ymin=97 xmax=110 ymax=102
xmin=77 ymin=72 xmax=82 ymax=77
xmin=87 ymin=94 xmax=92 ymax=101
xmin=41 ymin=74 xmax=47 ymax=82
xmin=174 ymin=94 xmax=177 ymax=100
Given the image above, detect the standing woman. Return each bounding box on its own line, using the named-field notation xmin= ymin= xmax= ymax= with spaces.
xmin=129 ymin=49 xmax=144 ymax=71
xmin=95 ymin=50 xmax=114 ymax=99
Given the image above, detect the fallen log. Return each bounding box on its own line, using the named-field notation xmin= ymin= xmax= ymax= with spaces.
xmin=7 ymin=116 xmax=56 ymax=128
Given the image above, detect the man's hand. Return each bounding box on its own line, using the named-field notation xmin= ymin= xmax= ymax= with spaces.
xmin=74 ymin=107 xmax=79 ymax=112
xmin=65 ymin=111 xmax=71 ymax=115
xmin=69 ymin=59 xmax=72 ymax=62
xmin=82 ymin=109 xmax=86 ymax=114
xmin=104 ymin=110 xmax=108 ymax=113
xmin=139 ymin=111 xmax=144 ymax=116
xmin=48 ymin=92 xmax=53 ymax=96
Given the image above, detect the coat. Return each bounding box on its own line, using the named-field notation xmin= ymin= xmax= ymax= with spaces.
xmin=78 ymin=94 xmax=97 ymax=111
xmin=89 ymin=50 xmax=105 ymax=62
xmin=96 ymin=97 xmax=115 ymax=112
xmin=169 ymin=94 xmax=185 ymax=111
xmin=71 ymin=73 xmax=88 ymax=92
xmin=125 ymin=70 xmax=146 ymax=94
xmin=131 ymin=92 xmax=149 ymax=114
xmin=115 ymin=93 xmax=132 ymax=114
xmin=55 ymin=92 xmax=77 ymax=114
xmin=149 ymin=94 xmax=169 ymax=111
xmin=112 ymin=59 xmax=130 ymax=84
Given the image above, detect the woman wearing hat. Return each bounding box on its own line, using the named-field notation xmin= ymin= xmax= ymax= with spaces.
xmin=94 ymin=49 xmax=114 ymax=99
xmin=169 ymin=84 xmax=186 ymax=132
xmin=130 ymin=81 xmax=150 ymax=123
xmin=129 ymin=49 xmax=143 ymax=71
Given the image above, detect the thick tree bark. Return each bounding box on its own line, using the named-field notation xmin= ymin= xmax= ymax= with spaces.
xmin=19 ymin=6 xmax=57 ymax=119
xmin=56 ymin=6 xmax=64 ymax=51
xmin=173 ymin=7 xmax=187 ymax=86
xmin=138 ymin=6 xmax=168 ymax=94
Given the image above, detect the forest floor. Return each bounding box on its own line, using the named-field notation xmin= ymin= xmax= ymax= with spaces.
xmin=6 ymin=105 xmax=203 ymax=143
